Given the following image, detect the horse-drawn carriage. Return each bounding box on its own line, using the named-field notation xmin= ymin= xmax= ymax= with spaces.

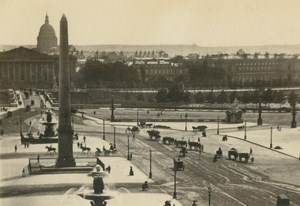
xmin=228 ymin=148 xmax=250 ymax=163
xmin=147 ymin=130 xmax=161 ymax=141
xmin=162 ymin=137 xmax=175 ymax=145
xmin=174 ymin=159 xmax=184 ymax=171
xmin=188 ymin=141 xmax=201 ymax=150
xmin=192 ymin=125 xmax=207 ymax=132
xmin=174 ymin=139 xmax=187 ymax=148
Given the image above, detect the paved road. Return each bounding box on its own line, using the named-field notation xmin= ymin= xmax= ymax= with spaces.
xmin=103 ymin=128 xmax=300 ymax=206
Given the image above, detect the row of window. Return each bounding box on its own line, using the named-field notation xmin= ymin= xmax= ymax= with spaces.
xmin=145 ymin=68 xmax=184 ymax=75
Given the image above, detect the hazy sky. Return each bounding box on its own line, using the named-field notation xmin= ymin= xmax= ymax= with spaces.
xmin=0 ymin=0 xmax=300 ymax=46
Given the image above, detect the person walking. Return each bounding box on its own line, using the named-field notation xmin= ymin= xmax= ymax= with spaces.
xmin=37 ymin=154 xmax=40 ymax=163
xmin=129 ymin=166 xmax=134 ymax=176
xmin=250 ymin=147 xmax=253 ymax=155
xmin=83 ymin=136 xmax=86 ymax=142
xmin=15 ymin=145 xmax=17 ymax=152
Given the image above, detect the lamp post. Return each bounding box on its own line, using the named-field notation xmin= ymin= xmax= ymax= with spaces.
xmin=257 ymin=98 xmax=263 ymax=125
xmin=113 ymin=126 xmax=116 ymax=149
xmin=244 ymin=121 xmax=247 ymax=140
xmin=185 ymin=113 xmax=188 ymax=131
xmin=173 ymin=160 xmax=177 ymax=199
xmin=103 ymin=119 xmax=105 ymax=140
xmin=19 ymin=116 xmax=22 ymax=135
xmin=137 ymin=108 xmax=139 ymax=126
xmin=127 ymin=135 xmax=130 ymax=160
xmin=149 ymin=149 xmax=152 ymax=178
xmin=208 ymin=185 xmax=212 ymax=206
xmin=270 ymin=126 xmax=273 ymax=149
xmin=217 ymin=116 xmax=220 ymax=135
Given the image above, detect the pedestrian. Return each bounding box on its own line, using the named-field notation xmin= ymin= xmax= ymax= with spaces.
xmin=27 ymin=142 xmax=30 ymax=148
xmin=77 ymin=142 xmax=80 ymax=148
xmin=24 ymin=143 xmax=26 ymax=148
xmin=142 ymin=181 xmax=149 ymax=191
xmin=197 ymin=137 xmax=200 ymax=142
xmin=129 ymin=166 xmax=134 ymax=176
xmin=22 ymin=168 xmax=25 ymax=177
xmin=83 ymin=136 xmax=86 ymax=142
xmin=37 ymin=154 xmax=40 ymax=163
xmin=192 ymin=200 xmax=197 ymax=206
xmin=106 ymin=165 xmax=111 ymax=173
xmin=250 ymin=147 xmax=253 ymax=155
xmin=94 ymin=110 xmax=96 ymax=115
xmin=15 ymin=145 xmax=17 ymax=152
xmin=29 ymin=121 xmax=32 ymax=126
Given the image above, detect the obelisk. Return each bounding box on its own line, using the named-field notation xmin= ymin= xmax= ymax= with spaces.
xmin=56 ymin=14 xmax=76 ymax=167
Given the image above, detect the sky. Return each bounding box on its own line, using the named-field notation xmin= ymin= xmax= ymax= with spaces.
xmin=0 ymin=0 xmax=300 ymax=46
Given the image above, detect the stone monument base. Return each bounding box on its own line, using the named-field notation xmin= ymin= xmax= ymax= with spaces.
xmin=56 ymin=157 xmax=76 ymax=167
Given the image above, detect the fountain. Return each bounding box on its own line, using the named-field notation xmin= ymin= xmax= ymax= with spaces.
xmin=40 ymin=110 xmax=58 ymax=138
xmin=77 ymin=175 xmax=114 ymax=206
xmin=20 ymin=109 xmax=58 ymax=144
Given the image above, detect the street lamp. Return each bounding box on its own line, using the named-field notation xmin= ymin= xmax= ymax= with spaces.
xmin=149 ymin=149 xmax=152 ymax=178
xmin=208 ymin=185 xmax=212 ymax=206
xmin=270 ymin=126 xmax=273 ymax=148
xmin=113 ymin=126 xmax=116 ymax=149
xmin=173 ymin=160 xmax=177 ymax=199
xmin=185 ymin=113 xmax=188 ymax=131
xmin=19 ymin=116 xmax=22 ymax=135
xmin=127 ymin=135 xmax=130 ymax=160
xmin=244 ymin=121 xmax=247 ymax=140
xmin=137 ymin=108 xmax=139 ymax=126
xmin=217 ymin=116 xmax=220 ymax=135
xmin=103 ymin=119 xmax=105 ymax=140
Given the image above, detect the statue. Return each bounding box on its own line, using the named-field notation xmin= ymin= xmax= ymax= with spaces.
xmin=93 ymin=176 xmax=104 ymax=194
xmin=225 ymin=98 xmax=243 ymax=123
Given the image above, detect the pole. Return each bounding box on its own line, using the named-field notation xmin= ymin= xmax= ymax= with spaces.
xmin=244 ymin=121 xmax=247 ymax=140
xmin=19 ymin=116 xmax=22 ymax=134
xmin=270 ymin=126 xmax=273 ymax=148
xmin=208 ymin=185 xmax=212 ymax=206
xmin=103 ymin=119 xmax=105 ymax=140
xmin=149 ymin=149 xmax=152 ymax=178
xmin=173 ymin=161 xmax=177 ymax=198
xmin=113 ymin=126 xmax=116 ymax=149
xmin=137 ymin=108 xmax=139 ymax=126
xmin=217 ymin=116 xmax=219 ymax=135
xmin=185 ymin=113 xmax=187 ymax=131
xmin=127 ymin=135 xmax=130 ymax=160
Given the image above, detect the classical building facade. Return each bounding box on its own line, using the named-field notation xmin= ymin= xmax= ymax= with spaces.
xmin=132 ymin=58 xmax=188 ymax=82
xmin=37 ymin=14 xmax=58 ymax=54
xmin=202 ymin=52 xmax=300 ymax=86
xmin=0 ymin=47 xmax=76 ymax=89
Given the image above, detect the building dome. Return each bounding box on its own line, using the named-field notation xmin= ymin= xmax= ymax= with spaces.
xmin=37 ymin=14 xmax=57 ymax=53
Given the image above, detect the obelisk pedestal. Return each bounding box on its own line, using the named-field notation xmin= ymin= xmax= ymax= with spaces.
xmin=56 ymin=15 xmax=76 ymax=167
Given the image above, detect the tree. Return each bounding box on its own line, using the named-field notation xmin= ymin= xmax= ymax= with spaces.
xmin=182 ymin=92 xmax=191 ymax=103
xmin=137 ymin=93 xmax=144 ymax=101
xmin=274 ymin=90 xmax=285 ymax=104
xmin=229 ymin=91 xmax=238 ymax=103
xmin=195 ymin=92 xmax=205 ymax=103
xmin=168 ymin=85 xmax=184 ymax=109
xmin=206 ymin=92 xmax=215 ymax=104
xmin=156 ymin=88 xmax=168 ymax=103
xmin=217 ymin=90 xmax=228 ymax=104
xmin=262 ymin=88 xmax=273 ymax=105
xmin=288 ymin=91 xmax=298 ymax=107
xmin=240 ymin=91 xmax=251 ymax=104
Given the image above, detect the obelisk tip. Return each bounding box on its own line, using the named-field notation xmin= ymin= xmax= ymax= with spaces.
xmin=61 ymin=14 xmax=67 ymax=21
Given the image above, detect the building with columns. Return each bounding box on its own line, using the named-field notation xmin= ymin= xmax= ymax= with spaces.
xmin=0 ymin=47 xmax=76 ymax=89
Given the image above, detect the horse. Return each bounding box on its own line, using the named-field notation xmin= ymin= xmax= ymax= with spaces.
xmin=81 ymin=146 xmax=91 ymax=154
xmin=95 ymin=148 xmax=102 ymax=156
xmin=188 ymin=142 xmax=201 ymax=150
xmin=45 ymin=146 xmax=56 ymax=154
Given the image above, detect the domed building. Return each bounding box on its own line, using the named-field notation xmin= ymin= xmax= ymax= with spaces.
xmin=37 ymin=14 xmax=57 ymax=53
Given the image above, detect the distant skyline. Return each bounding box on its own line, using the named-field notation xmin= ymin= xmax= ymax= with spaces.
xmin=1 ymin=0 xmax=300 ymax=47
